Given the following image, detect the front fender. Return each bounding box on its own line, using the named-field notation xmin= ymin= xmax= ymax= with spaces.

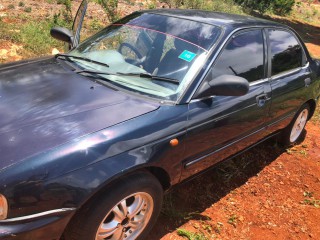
xmin=0 ymin=105 xmax=188 ymax=219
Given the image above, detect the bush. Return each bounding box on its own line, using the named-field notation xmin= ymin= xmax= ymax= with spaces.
xmin=235 ymin=0 xmax=295 ymax=15
xmin=208 ymin=0 xmax=244 ymax=14
xmin=8 ymin=4 xmax=15 ymax=9
xmin=160 ymin=0 xmax=183 ymax=8
xmin=161 ymin=0 xmax=204 ymax=9
xmin=97 ymin=0 xmax=120 ymax=22
xmin=24 ymin=6 xmax=32 ymax=12
xmin=272 ymin=0 xmax=295 ymax=15
xmin=234 ymin=0 xmax=272 ymax=14
xmin=160 ymin=0 xmax=244 ymax=14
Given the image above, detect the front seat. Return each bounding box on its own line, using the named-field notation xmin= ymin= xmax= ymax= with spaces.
xmin=155 ymin=38 xmax=198 ymax=81
xmin=142 ymin=34 xmax=166 ymax=73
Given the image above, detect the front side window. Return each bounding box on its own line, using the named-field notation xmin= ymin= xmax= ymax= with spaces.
xmin=269 ymin=29 xmax=303 ymax=76
xmin=68 ymin=13 xmax=221 ymax=102
xmin=211 ymin=29 xmax=265 ymax=83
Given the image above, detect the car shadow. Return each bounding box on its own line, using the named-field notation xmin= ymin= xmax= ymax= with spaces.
xmin=148 ymin=136 xmax=291 ymax=238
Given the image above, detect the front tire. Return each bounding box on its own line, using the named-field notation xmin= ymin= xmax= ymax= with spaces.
xmin=63 ymin=171 xmax=163 ymax=240
xmin=280 ymin=104 xmax=310 ymax=146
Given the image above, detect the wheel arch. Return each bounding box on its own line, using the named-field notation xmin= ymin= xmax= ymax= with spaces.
xmin=145 ymin=166 xmax=171 ymax=191
xmin=88 ymin=166 xmax=171 ymax=203
xmin=63 ymin=168 xmax=165 ymax=239
xmin=306 ymin=99 xmax=317 ymax=120
xmin=68 ymin=166 xmax=171 ymax=219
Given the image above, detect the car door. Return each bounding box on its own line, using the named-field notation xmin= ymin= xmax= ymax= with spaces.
xmin=181 ymin=29 xmax=272 ymax=180
xmin=265 ymin=28 xmax=312 ymax=131
xmin=71 ymin=0 xmax=88 ymax=48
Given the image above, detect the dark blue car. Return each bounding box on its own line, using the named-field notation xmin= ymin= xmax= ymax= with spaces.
xmin=0 ymin=1 xmax=319 ymax=239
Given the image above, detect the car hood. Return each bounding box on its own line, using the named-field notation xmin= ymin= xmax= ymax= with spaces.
xmin=0 ymin=57 xmax=160 ymax=170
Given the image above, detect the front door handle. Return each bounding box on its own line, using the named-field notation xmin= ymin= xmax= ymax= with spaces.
xmin=304 ymin=78 xmax=311 ymax=87
xmin=256 ymin=94 xmax=267 ymax=107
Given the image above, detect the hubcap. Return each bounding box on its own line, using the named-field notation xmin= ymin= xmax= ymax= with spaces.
xmin=95 ymin=192 xmax=153 ymax=240
xmin=290 ymin=109 xmax=308 ymax=143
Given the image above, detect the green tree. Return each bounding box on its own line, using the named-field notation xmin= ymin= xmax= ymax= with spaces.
xmin=273 ymin=0 xmax=295 ymax=15
xmin=234 ymin=0 xmax=272 ymax=14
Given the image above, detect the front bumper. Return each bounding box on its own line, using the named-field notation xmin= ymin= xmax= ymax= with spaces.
xmin=0 ymin=208 xmax=75 ymax=240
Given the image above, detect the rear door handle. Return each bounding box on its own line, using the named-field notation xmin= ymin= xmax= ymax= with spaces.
xmin=256 ymin=94 xmax=267 ymax=107
xmin=304 ymin=78 xmax=311 ymax=87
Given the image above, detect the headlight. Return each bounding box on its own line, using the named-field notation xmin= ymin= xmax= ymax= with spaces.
xmin=0 ymin=194 xmax=8 ymax=220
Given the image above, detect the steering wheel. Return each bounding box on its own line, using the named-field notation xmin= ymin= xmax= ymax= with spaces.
xmin=118 ymin=42 xmax=143 ymax=60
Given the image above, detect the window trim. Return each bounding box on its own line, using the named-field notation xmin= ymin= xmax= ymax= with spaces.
xmin=191 ymin=27 xmax=266 ymax=101
xmin=270 ymin=62 xmax=309 ymax=81
xmin=266 ymin=27 xmax=308 ymax=79
xmin=209 ymin=28 xmax=266 ymax=83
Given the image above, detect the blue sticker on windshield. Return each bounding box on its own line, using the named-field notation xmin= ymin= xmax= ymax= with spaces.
xmin=179 ymin=50 xmax=197 ymax=62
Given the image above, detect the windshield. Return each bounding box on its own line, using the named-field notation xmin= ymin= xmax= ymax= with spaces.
xmin=69 ymin=13 xmax=221 ymax=102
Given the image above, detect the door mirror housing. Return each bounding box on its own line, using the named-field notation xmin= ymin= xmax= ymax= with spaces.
xmin=194 ymin=75 xmax=250 ymax=99
xmin=50 ymin=27 xmax=74 ymax=44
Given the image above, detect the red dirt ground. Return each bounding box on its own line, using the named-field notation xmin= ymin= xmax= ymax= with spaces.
xmin=149 ymin=121 xmax=320 ymax=239
xmin=0 ymin=1 xmax=320 ymax=239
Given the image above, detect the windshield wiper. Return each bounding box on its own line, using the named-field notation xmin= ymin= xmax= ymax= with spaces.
xmin=56 ymin=53 xmax=110 ymax=68
xmin=117 ymin=72 xmax=179 ymax=84
xmin=75 ymin=69 xmax=179 ymax=84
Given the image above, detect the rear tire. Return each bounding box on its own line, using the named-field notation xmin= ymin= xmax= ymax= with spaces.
xmin=280 ymin=104 xmax=310 ymax=146
xmin=63 ymin=171 xmax=163 ymax=240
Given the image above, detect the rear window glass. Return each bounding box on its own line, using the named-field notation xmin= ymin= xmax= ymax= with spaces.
xmin=269 ymin=29 xmax=302 ymax=76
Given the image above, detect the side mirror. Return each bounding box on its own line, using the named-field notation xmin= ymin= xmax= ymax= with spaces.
xmin=50 ymin=27 xmax=74 ymax=44
xmin=50 ymin=0 xmax=88 ymax=50
xmin=194 ymin=75 xmax=249 ymax=99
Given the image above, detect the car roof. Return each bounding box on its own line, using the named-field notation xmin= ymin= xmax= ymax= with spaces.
xmin=140 ymin=9 xmax=286 ymax=30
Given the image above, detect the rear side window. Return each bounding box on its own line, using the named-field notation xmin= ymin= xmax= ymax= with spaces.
xmin=211 ymin=29 xmax=265 ymax=83
xmin=268 ymin=29 xmax=302 ymax=76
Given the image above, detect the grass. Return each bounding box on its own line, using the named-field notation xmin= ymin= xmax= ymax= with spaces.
xmin=161 ymin=194 xmax=185 ymax=219
xmin=0 ymin=2 xmax=319 ymax=239
xmin=302 ymin=191 xmax=320 ymax=208
xmin=177 ymin=229 xmax=209 ymax=240
xmin=0 ymin=19 xmax=64 ymax=57
xmin=18 ymin=22 xmax=58 ymax=53
xmin=1 ymin=0 xmax=319 ymax=60
xmin=291 ymin=1 xmax=320 ymax=25
xmin=0 ymin=8 xmax=73 ymax=59
xmin=177 ymin=221 xmax=224 ymax=239
xmin=24 ymin=7 xmax=32 ymax=13
xmin=158 ymin=0 xmax=245 ymax=14
xmin=199 ymin=0 xmax=245 ymax=15
xmin=303 ymin=191 xmax=314 ymax=198
xmin=311 ymin=102 xmax=320 ymax=125
xmin=227 ymin=214 xmax=238 ymax=227
xmin=8 ymin=4 xmax=15 ymax=9
xmin=213 ymin=222 xmax=224 ymax=234
xmin=303 ymin=198 xmax=320 ymax=208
